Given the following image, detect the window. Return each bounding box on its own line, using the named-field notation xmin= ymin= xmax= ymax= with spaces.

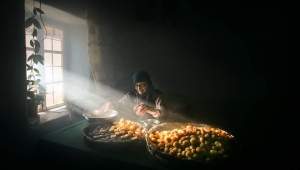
xmin=44 ymin=26 xmax=64 ymax=109
xmin=25 ymin=24 xmax=64 ymax=110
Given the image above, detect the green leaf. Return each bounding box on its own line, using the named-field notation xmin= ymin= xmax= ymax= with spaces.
xmin=26 ymin=64 xmax=31 ymax=69
xmin=37 ymin=79 xmax=41 ymax=83
xmin=28 ymin=54 xmax=34 ymax=61
xmin=35 ymin=74 xmax=41 ymax=76
xmin=33 ymin=55 xmax=39 ymax=64
xmin=33 ymin=19 xmax=41 ymax=29
xmin=32 ymin=29 xmax=37 ymax=37
xmin=34 ymin=68 xmax=40 ymax=74
xmin=34 ymin=40 xmax=40 ymax=53
xmin=35 ymin=95 xmax=44 ymax=102
xmin=36 ymin=8 xmax=45 ymax=14
xmin=39 ymin=60 xmax=44 ymax=65
xmin=33 ymin=7 xmax=37 ymax=16
xmin=26 ymin=80 xmax=30 ymax=86
xmin=27 ymin=91 xmax=35 ymax=100
xmin=36 ymin=55 xmax=44 ymax=65
xmin=25 ymin=17 xmax=33 ymax=29
xmin=30 ymin=40 xmax=34 ymax=47
xmin=27 ymin=75 xmax=32 ymax=80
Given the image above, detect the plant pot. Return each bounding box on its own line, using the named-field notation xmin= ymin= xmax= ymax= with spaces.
xmin=28 ymin=103 xmax=39 ymax=118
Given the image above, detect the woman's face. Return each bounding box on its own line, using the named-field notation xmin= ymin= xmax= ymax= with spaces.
xmin=134 ymin=81 xmax=148 ymax=95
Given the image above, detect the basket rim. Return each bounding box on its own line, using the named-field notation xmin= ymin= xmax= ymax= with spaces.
xmin=145 ymin=122 xmax=243 ymax=165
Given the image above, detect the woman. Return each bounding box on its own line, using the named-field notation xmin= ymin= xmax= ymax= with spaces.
xmin=99 ymin=71 xmax=168 ymax=120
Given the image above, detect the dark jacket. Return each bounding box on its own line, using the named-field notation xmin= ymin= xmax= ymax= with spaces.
xmin=116 ymin=87 xmax=168 ymax=120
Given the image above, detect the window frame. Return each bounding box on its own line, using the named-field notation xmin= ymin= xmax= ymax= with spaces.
xmin=42 ymin=24 xmax=65 ymax=110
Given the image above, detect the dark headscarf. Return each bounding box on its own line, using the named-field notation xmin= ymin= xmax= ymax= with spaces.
xmin=132 ymin=71 xmax=153 ymax=86
xmin=132 ymin=71 xmax=155 ymax=95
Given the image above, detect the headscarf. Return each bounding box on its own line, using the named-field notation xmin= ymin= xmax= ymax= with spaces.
xmin=132 ymin=71 xmax=153 ymax=86
xmin=131 ymin=71 xmax=155 ymax=97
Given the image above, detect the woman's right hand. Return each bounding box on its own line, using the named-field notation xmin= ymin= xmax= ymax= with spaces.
xmin=99 ymin=102 xmax=113 ymax=112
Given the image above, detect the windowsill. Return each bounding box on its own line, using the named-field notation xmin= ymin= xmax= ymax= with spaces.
xmin=29 ymin=105 xmax=69 ymax=126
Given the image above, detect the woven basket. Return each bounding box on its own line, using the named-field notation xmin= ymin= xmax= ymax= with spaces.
xmin=82 ymin=121 xmax=146 ymax=151
xmin=145 ymin=122 xmax=242 ymax=168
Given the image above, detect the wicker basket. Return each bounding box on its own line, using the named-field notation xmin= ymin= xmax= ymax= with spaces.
xmin=145 ymin=122 xmax=242 ymax=168
xmin=82 ymin=121 xmax=146 ymax=151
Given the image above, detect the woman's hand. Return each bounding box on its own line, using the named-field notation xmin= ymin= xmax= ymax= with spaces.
xmin=99 ymin=102 xmax=113 ymax=112
xmin=134 ymin=103 xmax=149 ymax=115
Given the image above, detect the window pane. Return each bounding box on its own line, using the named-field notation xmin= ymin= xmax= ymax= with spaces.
xmin=54 ymin=92 xmax=63 ymax=104
xmin=54 ymin=83 xmax=63 ymax=93
xmin=26 ymin=35 xmax=32 ymax=48
xmin=25 ymin=25 xmax=34 ymax=34
xmin=45 ymin=67 xmax=53 ymax=82
xmin=53 ymin=67 xmax=62 ymax=81
xmin=46 ymin=84 xmax=53 ymax=94
xmin=53 ymin=40 xmax=61 ymax=51
xmin=44 ymin=53 xmax=52 ymax=66
xmin=26 ymin=50 xmax=34 ymax=61
xmin=46 ymin=93 xmax=54 ymax=107
xmin=25 ymin=25 xmax=35 ymax=47
xmin=53 ymin=54 xmax=62 ymax=66
xmin=26 ymin=50 xmax=37 ymax=79
xmin=45 ymin=26 xmax=52 ymax=38
xmin=52 ymin=28 xmax=62 ymax=39
xmin=44 ymin=38 xmax=52 ymax=50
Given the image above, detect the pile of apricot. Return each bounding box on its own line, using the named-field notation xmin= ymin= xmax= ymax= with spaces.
xmin=147 ymin=125 xmax=236 ymax=163
xmin=106 ymin=118 xmax=145 ymax=140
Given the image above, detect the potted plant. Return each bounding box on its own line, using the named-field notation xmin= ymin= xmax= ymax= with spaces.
xmin=25 ymin=3 xmax=45 ymax=118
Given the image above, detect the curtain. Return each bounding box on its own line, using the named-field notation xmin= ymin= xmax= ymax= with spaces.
xmin=86 ymin=2 xmax=107 ymax=92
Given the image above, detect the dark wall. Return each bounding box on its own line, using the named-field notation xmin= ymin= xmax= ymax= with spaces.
xmin=40 ymin=0 xmax=286 ymax=106
xmin=1 ymin=0 xmax=33 ymax=167
xmin=86 ymin=0 xmax=283 ymax=101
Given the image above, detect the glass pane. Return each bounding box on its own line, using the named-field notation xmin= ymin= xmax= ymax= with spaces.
xmin=45 ymin=67 xmax=53 ymax=82
xmin=46 ymin=84 xmax=53 ymax=93
xmin=54 ymin=92 xmax=63 ymax=104
xmin=54 ymin=83 xmax=63 ymax=93
xmin=53 ymin=54 xmax=62 ymax=66
xmin=46 ymin=93 xmax=54 ymax=107
xmin=53 ymin=67 xmax=62 ymax=81
xmin=44 ymin=53 xmax=52 ymax=66
xmin=53 ymin=39 xmax=61 ymax=51
xmin=52 ymin=28 xmax=62 ymax=39
xmin=44 ymin=38 xmax=52 ymax=50
xmin=45 ymin=26 xmax=52 ymax=38
xmin=26 ymin=50 xmax=37 ymax=79
xmin=26 ymin=35 xmax=32 ymax=48
xmin=25 ymin=25 xmax=34 ymax=34
xmin=26 ymin=50 xmax=34 ymax=61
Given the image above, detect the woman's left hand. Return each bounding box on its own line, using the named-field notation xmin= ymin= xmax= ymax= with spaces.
xmin=134 ymin=103 xmax=150 ymax=115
